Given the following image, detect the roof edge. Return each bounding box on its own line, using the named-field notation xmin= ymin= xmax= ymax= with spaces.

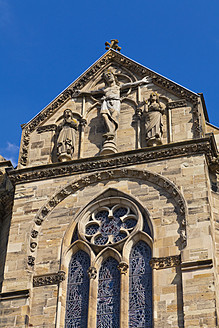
xmin=115 ymin=49 xmax=198 ymax=96
xmin=198 ymin=93 xmax=209 ymax=122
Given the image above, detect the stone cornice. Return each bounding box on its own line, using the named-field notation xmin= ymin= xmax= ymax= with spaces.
xmin=0 ymin=289 xmax=29 ymax=301
xmin=181 ymin=259 xmax=213 ymax=271
xmin=0 ymin=160 xmax=13 ymax=168
xmin=9 ymin=136 xmax=218 ymax=185
xmin=33 ymin=271 xmax=65 ymax=287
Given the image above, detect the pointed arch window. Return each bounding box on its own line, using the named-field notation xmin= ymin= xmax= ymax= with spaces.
xmin=64 ymin=192 xmax=153 ymax=328
xmin=65 ymin=250 xmax=90 ymax=328
xmin=129 ymin=241 xmax=152 ymax=327
xmin=96 ymin=257 xmax=120 ymax=328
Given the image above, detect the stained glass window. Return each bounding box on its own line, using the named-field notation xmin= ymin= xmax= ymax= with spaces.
xmin=129 ymin=241 xmax=152 ymax=328
xmin=96 ymin=257 xmax=120 ymax=328
xmin=84 ymin=205 xmax=138 ymax=245
xmin=65 ymin=250 xmax=90 ymax=328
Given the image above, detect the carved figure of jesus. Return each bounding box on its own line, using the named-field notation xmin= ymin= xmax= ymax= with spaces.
xmin=78 ymin=70 xmax=150 ymax=137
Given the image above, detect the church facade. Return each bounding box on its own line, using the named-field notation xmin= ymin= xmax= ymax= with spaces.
xmin=0 ymin=44 xmax=219 ymax=327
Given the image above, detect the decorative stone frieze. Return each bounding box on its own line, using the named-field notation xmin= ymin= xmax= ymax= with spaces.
xmin=150 ymin=255 xmax=181 ymax=270
xmin=10 ymin=137 xmax=216 ymax=185
xmin=33 ymin=271 xmax=65 ymax=287
xmin=118 ymin=262 xmax=129 ymax=274
xmin=87 ymin=266 xmax=97 ymax=279
xmin=27 ymin=168 xmax=187 ymax=266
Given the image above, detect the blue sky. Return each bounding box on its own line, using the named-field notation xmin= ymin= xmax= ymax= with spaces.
xmin=0 ymin=0 xmax=218 ymax=165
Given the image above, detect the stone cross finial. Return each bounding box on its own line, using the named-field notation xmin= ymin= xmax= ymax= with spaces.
xmin=105 ymin=39 xmax=121 ymax=52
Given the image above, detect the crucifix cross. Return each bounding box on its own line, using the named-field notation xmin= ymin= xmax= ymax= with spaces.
xmin=105 ymin=39 xmax=121 ymax=52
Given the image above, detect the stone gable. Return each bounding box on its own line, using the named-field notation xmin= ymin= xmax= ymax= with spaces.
xmin=0 ymin=47 xmax=219 ymax=327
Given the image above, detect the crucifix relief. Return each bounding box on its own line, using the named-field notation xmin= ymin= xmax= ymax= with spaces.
xmin=77 ymin=69 xmax=151 ymax=155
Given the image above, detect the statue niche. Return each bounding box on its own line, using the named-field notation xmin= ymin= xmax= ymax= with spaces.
xmin=57 ymin=109 xmax=78 ymax=162
xmin=143 ymin=92 xmax=165 ymax=147
xmin=77 ymin=69 xmax=151 ymax=155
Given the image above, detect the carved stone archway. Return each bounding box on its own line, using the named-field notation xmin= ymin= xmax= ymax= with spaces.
xmin=27 ymin=168 xmax=187 ymax=267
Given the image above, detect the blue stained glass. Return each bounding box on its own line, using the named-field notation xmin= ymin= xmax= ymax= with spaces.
xmin=113 ymin=231 xmax=127 ymax=243
xmin=96 ymin=257 xmax=120 ymax=328
xmin=122 ymin=218 xmax=137 ymax=229
xmin=65 ymin=250 xmax=90 ymax=328
xmin=86 ymin=223 xmax=99 ymax=235
xmin=129 ymin=241 xmax=152 ymax=328
xmin=94 ymin=235 xmax=108 ymax=245
xmin=95 ymin=210 xmax=109 ymax=221
xmin=113 ymin=207 xmax=127 ymax=218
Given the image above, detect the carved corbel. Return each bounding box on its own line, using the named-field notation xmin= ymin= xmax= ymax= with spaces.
xmin=118 ymin=262 xmax=129 ymax=274
xmin=87 ymin=266 xmax=97 ymax=279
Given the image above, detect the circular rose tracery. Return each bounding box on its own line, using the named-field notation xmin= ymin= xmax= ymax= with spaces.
xmin=83 ymin=203 xmax=138 ymax=246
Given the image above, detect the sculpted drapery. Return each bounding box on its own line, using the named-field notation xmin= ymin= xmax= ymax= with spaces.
xmin=57 ymin=109 xmax=78 ymax=162
xmin=77 ymin=69 xmax=150 ymax=154
xmin=100 ymin=70 xmax=150 ymax=137
xmin=143 ymin=93 xmax=165 ymax=147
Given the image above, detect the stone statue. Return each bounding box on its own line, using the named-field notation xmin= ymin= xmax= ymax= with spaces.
xmin=78 ymin=69 xmax=151 ymax=154
xmin=100 ymin=70 xmax=121 ymax=138
xmin=57 ymin=109 xmax=78 ymax=162
xmin=143 ymin=92 xmax=165 ymax=147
